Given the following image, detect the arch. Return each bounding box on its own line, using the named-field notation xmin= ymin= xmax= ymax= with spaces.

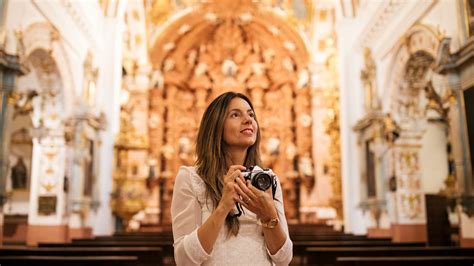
xmin=384 ymin=24 xmax=449 ymax=216
xmin=21 ymin=22 xmax=75 ymax=113
xmin=149 ymin=1 xmax=310 ymax=71
xmin=386 ymin=23 xmax=442 ymax=122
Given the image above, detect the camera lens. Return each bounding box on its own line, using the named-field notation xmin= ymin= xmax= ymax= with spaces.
xmin=253 ymin=173 xmax=271 ymax=191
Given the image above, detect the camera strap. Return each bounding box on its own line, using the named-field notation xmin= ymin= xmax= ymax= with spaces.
xmin=230 ymin=203 xmax=243 ymax=218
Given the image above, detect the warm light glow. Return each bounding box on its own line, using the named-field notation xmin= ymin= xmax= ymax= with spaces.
xmin=88 ymin=81 xmax=96 ymax=106
xmin=120 ymin=89 xmax=130 ymax=105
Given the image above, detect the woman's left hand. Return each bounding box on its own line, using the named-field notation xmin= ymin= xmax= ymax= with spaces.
xmin=234 ymin=176 xmax=278 ymax=222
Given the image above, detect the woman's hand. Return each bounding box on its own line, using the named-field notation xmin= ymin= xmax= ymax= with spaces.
xmin=218 ymin=165 xmax=246 ymax=214
xmin=234 ymin=176 xmax=278 ymax=222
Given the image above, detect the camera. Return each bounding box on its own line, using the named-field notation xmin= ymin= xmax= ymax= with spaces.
xmin=241 ymin=166 xmax=276 ymax=192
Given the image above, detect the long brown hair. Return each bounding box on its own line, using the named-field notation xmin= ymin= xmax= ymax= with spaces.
xmin=195 ymin=92 xmax=261 ymax=236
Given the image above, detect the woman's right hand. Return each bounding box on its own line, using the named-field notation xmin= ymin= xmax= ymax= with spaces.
xmin=219 ymin=165 xmax=246 ymax=213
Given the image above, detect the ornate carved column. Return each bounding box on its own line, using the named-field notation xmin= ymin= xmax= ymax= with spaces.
xmin=0 ymin=48 xmax=28 ymax=245
xmin=392 ymin=134 xmax=426 ymax=241
xmin=23 ymin=49 xmax=70 ymax=245
xmin=65 ymin=110 xmax=105 ymax=240
xmin=148 ymin=84 xmax=165 ymax=225
xmin=435 ymin=35 xmax=474 ymax=247
xmin=324 ymin=89 xmax=343 ymax=221
xmin=247 ymin=61 xmax=268 ymax=119
xmin=27 ymin=109 xmax=68 ymax=245
xmin=353 ymin=47 xmax=392 ymax=237
xmin=111 ymin=91 xmax=149 ymax=230
xmin=389 ymin=29 xmax=440 ymax=242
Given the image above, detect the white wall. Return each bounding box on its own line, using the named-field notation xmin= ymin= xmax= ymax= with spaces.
xmin=337 ymin=16 xmax=367 ymax=234
xmin=336 ymin=0 xmax=463 ymax=233
xmin=420 ymin=122 xmax=449 ymax=193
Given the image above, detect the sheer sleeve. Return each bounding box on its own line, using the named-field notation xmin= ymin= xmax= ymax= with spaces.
xmin=267 ymin=176 xmax=293 ymax=265
xmin=171 ymin=167 xmax=211 ymax=265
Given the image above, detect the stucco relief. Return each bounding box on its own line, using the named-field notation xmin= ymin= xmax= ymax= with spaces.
xmin=388 ymin=24 xmax=444 ymax=223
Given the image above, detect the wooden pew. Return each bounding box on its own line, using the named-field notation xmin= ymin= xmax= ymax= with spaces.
xmin=291 ymin=234 xmax=378 ymax=242
xmin=94 ymin=235 xmax=173 ymax=242
xmin=39 ymin=240 xmax=174 ymax=265
xmin=293 ymin=240 xmax=422 ymax=247
xmin=95 ymin=235 xmax=378 ymax=244
xmin=291 ymin=240 xmax=423 ymax=265
xmin=114 ymin=231 xmax=173 ymax=238
xmin=336 ymin=256 xmax=474 ymax=266
xmin=0 ymin=246 xmax=162 ymax=266
xmin=305 ymin=246 xmax=474 ymax=265
xmin=289 ymin=225 xmax=346 ymax=238
xmin=0 ymin=255 xmax=138 ymax=266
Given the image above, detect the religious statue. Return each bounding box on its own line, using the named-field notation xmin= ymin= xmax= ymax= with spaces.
xmin=299 ymin=153 xmax=315 ymax=191
xmin=360 ymin=47 xmax=380 ymax=111
xmin=11 ymin=156 xmax=27 ymax=189
xmin=423 ymin=80 xmax=452 ymax=123
xmin=146 ymin=164 xmax=156 ymax=191
xmin=63 ymin=175 xmax=69 ymax=193
xmin=383 ymin=114 xmax=400 ymax=144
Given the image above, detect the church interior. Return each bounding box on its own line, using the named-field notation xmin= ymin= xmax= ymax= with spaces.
xmin=1 ymin=0 xmax=474 ymax=265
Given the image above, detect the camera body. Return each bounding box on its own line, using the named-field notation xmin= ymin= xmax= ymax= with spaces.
xmin=241 ymin=166 xmax=276 ymax=192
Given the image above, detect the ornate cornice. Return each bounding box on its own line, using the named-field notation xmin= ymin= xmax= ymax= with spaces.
xmin=356 ymin=0 xmax=405 ymax=51
xmin=436 ymin=37 xmax=474 ymax=74
xmin=356 ymin=0 xmax=436 ymax=58
xmin=59 ymin=0 xmax=100 ymax=49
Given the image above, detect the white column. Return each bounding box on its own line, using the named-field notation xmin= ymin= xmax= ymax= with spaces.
xmin=90 ymin=16 xmax=124 ymax=235
xmin=337 ymin=18 xmax=366 ymax=234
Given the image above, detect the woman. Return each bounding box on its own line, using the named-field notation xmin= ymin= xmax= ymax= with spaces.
xmin=171 ymin=92 xmax=292 ymax=265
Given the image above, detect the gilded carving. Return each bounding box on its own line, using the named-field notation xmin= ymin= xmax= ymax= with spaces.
xmin=423 ymin=79 xmax=457 ymax=196
xmin=399 ymin=192 xmax=423 ymax=219
xmin=112 ymin=0 xmax=324 ymax=226
xmin=83 ymin=51 xmax=99 ymax=106
xmin=360 ymin=47 xmax=380 ymax=111
xmin=143 ymin=0 xmax=313 ymax=223
xmin=324 ymin=88 xmax=342 ymax=219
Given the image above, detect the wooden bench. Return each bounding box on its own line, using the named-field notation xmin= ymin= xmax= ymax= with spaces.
xmin=291 ymin=234 xmax=379 ymax=241
xmin=288 ymin=224 xmax=345 ymax=235
xmin=0 ymin=246 xmax=162 ymax=266
xmin=336 ymin=256 xmax=474 ymax=266
xmin=114 ymin=231 xmax=173 ymax=238
xmin=305 ymin=246 xmax=474 ymax=265
xmin=291 ymin=240 xmax=423 ymax=265
xmin=93 ymin=235 xmax=173 ymax=242
xmin=0 ymin=255 xmax=138 ymax=266
xmin=293 ymin=240 xmax=422 ymax=248
xmin=39 ymin=240 xmax=174 ymax=265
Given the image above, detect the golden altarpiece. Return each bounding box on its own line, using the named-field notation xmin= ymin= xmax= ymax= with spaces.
xmin=112 ymin=0 xmax=327 ymax=227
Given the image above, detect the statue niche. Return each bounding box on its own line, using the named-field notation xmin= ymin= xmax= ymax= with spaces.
xmin=360 ymin=47 xmax=380 ymax=111
xmin=11 ymin=157 xmax=28 ymax=190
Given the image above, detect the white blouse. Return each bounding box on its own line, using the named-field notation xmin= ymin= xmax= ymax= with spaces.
xmin=171 ymin=166 xmax=293 ymax=266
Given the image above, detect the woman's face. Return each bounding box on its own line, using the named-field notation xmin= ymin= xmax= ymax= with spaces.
xmin=223 ymin=97 xmax=258 ymax=149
